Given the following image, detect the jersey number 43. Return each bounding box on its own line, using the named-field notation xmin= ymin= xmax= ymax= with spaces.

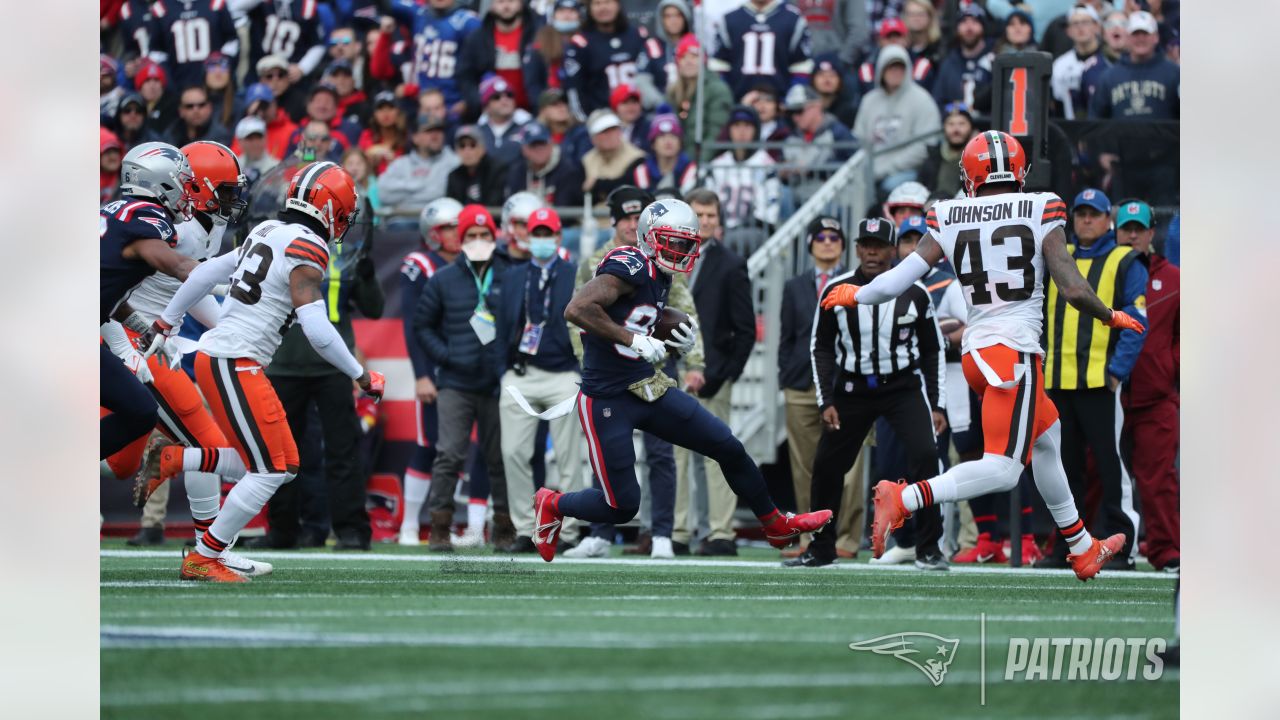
xmin=953 ymin=225 xmax=1036 ymax=306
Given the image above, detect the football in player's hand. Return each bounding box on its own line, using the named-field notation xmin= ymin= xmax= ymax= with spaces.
xmin=939 ymin=318 xmax=962 ymax=335
xmin=651 ymin=307 xmax=691 ymax=343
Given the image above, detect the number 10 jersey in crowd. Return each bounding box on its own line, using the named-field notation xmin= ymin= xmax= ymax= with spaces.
xmin=199 ymin=219 xmax=330 ymax=365
xmin=926 ymin=192 xmax=1069 ymax=356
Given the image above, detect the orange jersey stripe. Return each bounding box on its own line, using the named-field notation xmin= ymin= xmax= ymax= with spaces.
xmin=287 ymin=240 xmax=329 ymax=266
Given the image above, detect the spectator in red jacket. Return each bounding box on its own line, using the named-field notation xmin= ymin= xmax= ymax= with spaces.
xmin=232 ymin=82 xmax=298 ymax=160
xmin=358 ymin=91 xmax=409 ymax=176
xmin=1116 ymin=199 xmax=1180 ymax=572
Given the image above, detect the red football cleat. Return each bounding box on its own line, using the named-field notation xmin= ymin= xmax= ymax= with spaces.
xmin=533 ymin=488 xmax=563 ymax=563
xmin=951 ymin=532 xmax=1007 ymax=564
xmin=871 ymin=479 xmax=910 ymax=559
xmin=763 ymin=510 xmax=833 ymax=548
xmin=1020 ymin=534 xmax=1044 ymax=564
xmin=1068 ymin=533 xmax=1126 ymax=582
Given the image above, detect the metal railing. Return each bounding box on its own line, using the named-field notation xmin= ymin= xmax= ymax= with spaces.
xmin=727 ymin=129 xmax=942 ymax=464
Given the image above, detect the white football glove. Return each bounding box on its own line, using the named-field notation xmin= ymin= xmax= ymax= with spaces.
xmin=122 ymin=348 xmax=154 ymax=384
xmin=629 ymin=333 xmax=668 ymax=364
xmin=664 ymin=320 xmax=697 ymax=356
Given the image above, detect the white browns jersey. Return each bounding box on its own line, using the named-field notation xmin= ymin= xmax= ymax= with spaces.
xmin=926 ymin=191 xmax=1068 ymax=355
xmin=124 ymin=215 xmax=227 ymax=320
xmin=198 ymin=219 xmax=331 ymax=365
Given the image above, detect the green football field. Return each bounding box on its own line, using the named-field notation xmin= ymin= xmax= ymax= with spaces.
xmin=100 ymin=542 xmax=1178 ymax=719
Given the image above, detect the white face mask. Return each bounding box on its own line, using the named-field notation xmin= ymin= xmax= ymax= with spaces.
xmin=462 ymin=238 xmax=494 ymax=262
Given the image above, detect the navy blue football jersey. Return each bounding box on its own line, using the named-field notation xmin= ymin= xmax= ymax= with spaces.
xmin=709 ymin=2 xmax=814 ymax=99
xmin=118 ymin=0 xmax=158 ymax=58
xmin=563 ymin=26 xmax=665 ymax=120
xmin=579 ymin=246 xmax=671 ymax=397
xmin=247 ymin=0 xmax=326 ymax=77
xmin=150 ymin=0 xmax=240 ymax=90
xmin=100 ymin=198 xmax=178 ymax=324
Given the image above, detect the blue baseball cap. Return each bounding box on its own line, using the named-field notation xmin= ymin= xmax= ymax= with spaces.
xmin=1072 ymin=188 xmax=1111 ymax=214
xmin=245 ymin=82 xmax=274 ymax=106
xmin=520 ymin=122 xmax=551 ymax=145
xmin=898 ymin=216 xmax=928 ymax=238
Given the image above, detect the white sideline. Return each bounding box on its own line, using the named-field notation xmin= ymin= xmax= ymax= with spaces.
xmin=100 ymin=549 xmax=1176 ymax=581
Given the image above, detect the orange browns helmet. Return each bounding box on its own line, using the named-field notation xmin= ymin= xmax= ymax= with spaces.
xmin=960 ymin=130 xmax=1029 ymax=197
xmin=181 ymin=141 xmax=247 ymax=222
xmin=285 ymin=161 xmax=361 ymax=242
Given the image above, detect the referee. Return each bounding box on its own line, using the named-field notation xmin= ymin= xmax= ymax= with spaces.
xmin=785 ymin=218 xmax=948 ymax=568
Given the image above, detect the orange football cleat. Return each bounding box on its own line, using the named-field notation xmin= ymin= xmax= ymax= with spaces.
xmin=180 ymin=550 xmax=249 ymax=583
xmin=871 ymin=479 xmax=911 ymax=559
xmin=1068 ymin=533 xmax=1126 ymax=582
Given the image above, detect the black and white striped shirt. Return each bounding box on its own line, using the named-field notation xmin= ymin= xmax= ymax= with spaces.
xmin=810 ymin=268 xmax=946 ymax=411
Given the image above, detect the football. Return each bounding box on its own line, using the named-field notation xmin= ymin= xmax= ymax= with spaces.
xmin=651 ymin=306 xmax=690 ymax=343
xmin=939 ymin=318 xmax=963 ymax=336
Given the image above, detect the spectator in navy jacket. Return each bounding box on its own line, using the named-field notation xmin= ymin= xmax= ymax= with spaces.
xmin=415 ymin=205 xmax=512 ymax=553
xmin=456 ymin=0 xmax=542 ymax=119
xmin=504 ymin=122 xmax=585 ymax=205
xmin=1089 ymin=11 xmax=1179 ymax=120
xmin=932 ymin=4 xmax=994 ymax=111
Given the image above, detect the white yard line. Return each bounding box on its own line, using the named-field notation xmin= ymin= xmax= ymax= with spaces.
xmin=100 ymin=607 xmax=1163 ymax=624
xmin=100 ymin=549 xmax=1176 ymax=582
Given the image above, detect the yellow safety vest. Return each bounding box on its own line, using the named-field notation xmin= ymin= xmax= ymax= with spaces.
xmin=1045 ymin=244 xmax=1139 ymax=390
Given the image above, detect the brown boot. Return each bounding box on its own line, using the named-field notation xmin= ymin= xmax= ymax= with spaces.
xmin=490 ymin=512 xmax=516 ymax=551
xmin=428 ymin=510 xmax=454 ymax=552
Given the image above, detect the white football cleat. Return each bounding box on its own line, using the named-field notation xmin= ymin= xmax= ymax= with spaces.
xmin=219 ymin=548 xmax=273 ymax=577
xmin=563 ymin=535 xmax=610 ymax=558
xmin=650 ymin=536 xmax=675 ymax=559
xmin=869 ymin=544 xmax=916 ymax=565
xmin=398 ymin=526 xmax=421 ymax=546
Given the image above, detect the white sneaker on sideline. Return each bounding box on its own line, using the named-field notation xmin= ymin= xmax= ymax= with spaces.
xmin=650 ymin=536 xmax=674 ymax=559
xmin=869 ymin=544 xmax=916 ymax=565
xmin=453 ymin=528 xmax=486 ymax=548
xmin=563 ymin=536 xmax=611 ymax=558
xmin=398 ymin=526 xmax=420 ymax=546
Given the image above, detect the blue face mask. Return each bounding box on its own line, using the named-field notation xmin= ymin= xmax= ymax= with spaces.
xmin=553 ymin=20 xmax=579 ymax=33
xmin=530 ymin=237 xmax=558 ymax=260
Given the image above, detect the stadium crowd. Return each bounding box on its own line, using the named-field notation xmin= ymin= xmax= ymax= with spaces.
xmin=100 ymin=0 xmax=1179 ymax=570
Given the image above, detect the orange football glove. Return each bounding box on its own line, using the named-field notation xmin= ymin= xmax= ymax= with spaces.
xmin=820 ymin=284 xmax=861 ymax=310
xmin=1106 ymin=310 xmax=1145 ymax=335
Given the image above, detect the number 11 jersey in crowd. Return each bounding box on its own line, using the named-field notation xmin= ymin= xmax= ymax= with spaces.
xmin=199 ymin=219 xmax=330 ymax=365
xmin=926 ymin=192 xmax=1068 ymax=356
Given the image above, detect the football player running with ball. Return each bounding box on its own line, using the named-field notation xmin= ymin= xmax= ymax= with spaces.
xmin=531 ymin=199 xmax=832 ymax=561
xmin=139 ymin=161 xmax=385 ymax=582
xmin=820 ymin=131 xmax=1146 ymax=581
